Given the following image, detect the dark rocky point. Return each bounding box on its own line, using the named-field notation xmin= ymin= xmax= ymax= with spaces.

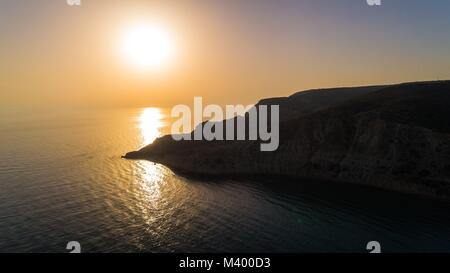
xmin=124 ymin=80 xmax=450 ymax=200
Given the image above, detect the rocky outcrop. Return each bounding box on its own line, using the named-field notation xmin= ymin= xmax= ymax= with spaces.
xmin=124 ymin=81 xmax=450 ymax=200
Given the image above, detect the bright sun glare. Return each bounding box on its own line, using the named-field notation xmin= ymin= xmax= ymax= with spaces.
xmin=122 ymin=23 xmax=174 ymax=70
xmin=140 ymin=108 xmax=164 ymax=145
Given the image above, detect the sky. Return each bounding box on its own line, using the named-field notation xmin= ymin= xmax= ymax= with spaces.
xmin=1 ymin=0 xmax=450 ymax=113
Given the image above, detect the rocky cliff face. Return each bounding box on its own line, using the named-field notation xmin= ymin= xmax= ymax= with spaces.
xmin=124 ymin=81 xmax=450 ymax=199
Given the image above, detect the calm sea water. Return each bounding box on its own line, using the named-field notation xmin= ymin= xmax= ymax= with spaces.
xmin=1 ymin=108 xmax=450 ymax=253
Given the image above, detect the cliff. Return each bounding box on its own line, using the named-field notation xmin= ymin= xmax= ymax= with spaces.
xmin=124 ymin=81 xmax=450 ymax=200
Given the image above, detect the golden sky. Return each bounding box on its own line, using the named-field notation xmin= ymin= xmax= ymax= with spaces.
xmin=1 ymin=0 xmax=450 ymax=113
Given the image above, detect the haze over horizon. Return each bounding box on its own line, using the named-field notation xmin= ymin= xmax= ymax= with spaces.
xmin=1 ymin=0 xmax=450 ymax=114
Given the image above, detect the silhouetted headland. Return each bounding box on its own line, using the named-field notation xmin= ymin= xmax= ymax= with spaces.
xmin=124 ymin=80 xmax=450 ymax=200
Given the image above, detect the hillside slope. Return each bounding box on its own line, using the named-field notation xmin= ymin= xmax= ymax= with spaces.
xmin=124 ymin=81 xmax=450 ymax=199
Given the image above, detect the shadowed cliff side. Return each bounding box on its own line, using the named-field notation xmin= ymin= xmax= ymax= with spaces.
xmin=124 ymin=81 xmax=450 ymax=200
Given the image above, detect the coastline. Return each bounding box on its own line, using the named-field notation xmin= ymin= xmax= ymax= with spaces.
xmin=124 ymin=81 xmax=450 ymax=202
xmin=122 ymin=152 xmax=450 ymax=202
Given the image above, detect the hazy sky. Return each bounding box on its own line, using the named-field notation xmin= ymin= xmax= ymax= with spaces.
xmin=1 ymin=0 xmax=450 ymax=112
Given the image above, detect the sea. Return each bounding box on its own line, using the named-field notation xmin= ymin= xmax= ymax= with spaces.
xmin=1 ymin=107 xmax=450 ymax=252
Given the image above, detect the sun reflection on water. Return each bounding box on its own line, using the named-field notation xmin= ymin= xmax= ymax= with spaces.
xmin=137 ymin=161 xmax=164 ymax=205
xmin=139 ymin=107 xmax=164 ymax=146
xmin=134 ymin=108 xmax=169 ymax=226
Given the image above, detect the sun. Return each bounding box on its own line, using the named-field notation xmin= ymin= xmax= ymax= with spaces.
xmin=121 ymin=22 xmax=175 ymax=70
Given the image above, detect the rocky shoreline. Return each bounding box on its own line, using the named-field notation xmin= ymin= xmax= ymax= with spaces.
xmin=124 ymin=81 xmax=450 ymax=200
